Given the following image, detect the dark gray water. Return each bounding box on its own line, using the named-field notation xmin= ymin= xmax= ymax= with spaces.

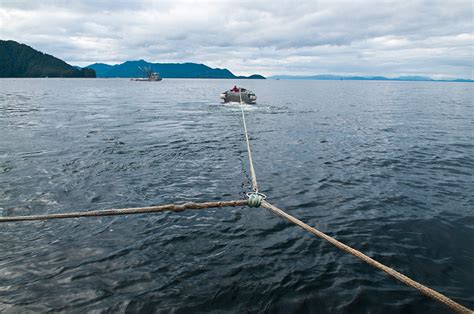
xmin=1 ymin=78 xmax=473 ymax=313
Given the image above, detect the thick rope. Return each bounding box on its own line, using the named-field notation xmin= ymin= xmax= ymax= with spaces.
xmin=261 ymin=200 xmax=472 ymax=313
xmin=0 ymin=200 xmax=248 ymax=223
xmin=237 ymin=96 xmax=470 ymax=312
xmin=240 ymin=106 xmax=258 ymax=192
xmin=1 ymin=88 xmax=470 ymax=312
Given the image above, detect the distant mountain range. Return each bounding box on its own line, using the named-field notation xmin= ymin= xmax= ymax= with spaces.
xmin=0 ymin=40 xmax=264 ymax=79
xmin=2 ymin=40 xmax=470 ymax=82
xmin=268 ymin=74 xmax=473 ymax=82
xmin=0 ymin=40 xmax=95 ymax=78
xmin=86 ymin=60 xmax=265 ymax=79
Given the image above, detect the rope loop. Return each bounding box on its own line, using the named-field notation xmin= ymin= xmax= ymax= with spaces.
xmin=246 ymin=192 xmax=266 ymax=208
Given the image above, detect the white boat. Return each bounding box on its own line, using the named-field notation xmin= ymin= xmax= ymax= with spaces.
xmin=220 ymin=86 xmax=257 ymax=104
xmin=131 ymin=66 xmax=162 ymax=81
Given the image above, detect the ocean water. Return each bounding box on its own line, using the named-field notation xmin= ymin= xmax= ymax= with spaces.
xmin=0 ymin=78 xmax=473 ymax=313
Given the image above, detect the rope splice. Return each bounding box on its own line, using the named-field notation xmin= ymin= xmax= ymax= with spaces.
xmin=246 ymin=192 xmax=266 ymax=208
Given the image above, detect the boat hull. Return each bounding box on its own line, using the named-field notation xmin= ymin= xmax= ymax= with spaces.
xmin=220 ymin=90 xmax=257 ymax=104
xmin=130 ymin=78 xmax=162 ymax=81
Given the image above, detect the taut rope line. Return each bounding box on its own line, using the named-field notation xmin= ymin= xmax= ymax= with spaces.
xmin=240 ymin=106 xmax=258 ymax=193
xmin=237 ymin=101 xmax=471 ymax=313
xmin=0 ymin=200 xmax=248 ymax=223
xmin=238 ymin=92 xmax=265 ymax=206
xmin=261 ymin=200 xmax=471 ymax=313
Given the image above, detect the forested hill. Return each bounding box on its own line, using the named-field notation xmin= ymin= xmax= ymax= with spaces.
xmin=86 ymin=60 xmax=265 ymax=79
xmin=0 ymin=40 xmax=95 ymax=78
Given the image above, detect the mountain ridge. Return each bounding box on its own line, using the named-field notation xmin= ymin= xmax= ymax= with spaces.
xmin=0 ymin=40 xmax=95 ymax=78
xmin=268 ymin=74 xmax=473 ymax=82
xmin=86 ymin=60 xmax=265 ymax=79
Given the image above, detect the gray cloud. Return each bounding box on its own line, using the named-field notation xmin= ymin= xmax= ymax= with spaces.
xmin=0 ymin=0 xmax=472 ymax=78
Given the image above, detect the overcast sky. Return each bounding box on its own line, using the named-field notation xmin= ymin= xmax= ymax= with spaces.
xmin=0 ymin=0 xmax=472 ymax=78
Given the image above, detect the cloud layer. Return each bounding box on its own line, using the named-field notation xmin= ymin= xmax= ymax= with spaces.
xmin=1 ymin=0 xmax=472 ymax=78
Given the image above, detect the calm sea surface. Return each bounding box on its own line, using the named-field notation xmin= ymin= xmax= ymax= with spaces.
xmin=0 ymin=78 xmax=473 ymax=313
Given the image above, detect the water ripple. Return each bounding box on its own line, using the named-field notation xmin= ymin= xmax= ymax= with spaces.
xmin=0 ymin=79 xmax=473 ymax=312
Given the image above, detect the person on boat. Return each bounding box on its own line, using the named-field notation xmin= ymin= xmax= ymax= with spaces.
xmin=231 ymin=85 xmax=239 ymax=92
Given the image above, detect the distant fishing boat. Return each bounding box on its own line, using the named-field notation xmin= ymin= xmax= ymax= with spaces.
xmin=130 ymin=66 xmax=162 ymax=81
xmin=220 ymin=86 xmax=257 ymax=104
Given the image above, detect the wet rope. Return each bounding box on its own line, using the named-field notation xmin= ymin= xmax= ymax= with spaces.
xmin=239 ymin=92 xmax=266 ymax=207
xmin=261 ymin=200 xmax=472 ymax=313
xmin=0 ymin=200 xmax=248 ymax=223
xmin=236 ymin=99 xmax=470 ymax=312
xmin=237 ymin=101 xmax=470 ymax=312
xmin=240 ymin=106 xmax=259 ymax=193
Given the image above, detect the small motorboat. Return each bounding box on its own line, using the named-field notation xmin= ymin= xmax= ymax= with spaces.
xmin=220 ymin=86 xmax=257 ymax=104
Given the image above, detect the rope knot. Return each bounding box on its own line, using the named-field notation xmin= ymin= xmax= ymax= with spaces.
xmin=246 ymin=192 xmax=266 ymax=208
